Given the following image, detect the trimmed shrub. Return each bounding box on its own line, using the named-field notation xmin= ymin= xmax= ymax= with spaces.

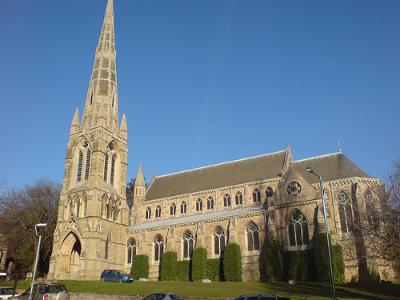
xmin=177 ymin=260 xmax=190 ymax=281
xmin=160 ymin=251 xmax=177 ymax=281
xmin=333 ymin=244 xmax=345 ymax=283
xmin=131 ymin=255 xmax=149 ymax=279
xmin=313 ymin=233 xmax=331 ymax=281
xmin=223 ymin=243 xmax=242 ymax=281
xmin=192 ymin=247 xmax=207 ymax=281
xmin=263 ymin=238 xmax=283 ymax=281
xmin=207 ymin=259 xmax=221 ymax=281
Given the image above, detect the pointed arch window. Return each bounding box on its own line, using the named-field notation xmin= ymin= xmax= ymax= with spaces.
xmin=104 ymin=154 xmax=109 ymax=182
xmin=337 ymin=191 xmax=354 ymax=235
xmin=235 ymin=191 xmax=243 ymax=205
xmin=170 ymin=203 xmax=176 ymax=216
xmin=127 ymin=238 xmax=136 ymax=265
xmin=366 ymin=191 xmax=380 ymax=231
xmin=181 ymin=201 xmax=187 ymax=214
xmin=146 ymin=207 xmax=151 ymax=220
xmin=214 ymin=226 xmax=226 ymax=256
xmin=183 ymin=230 xmax=195 ymax=259
xmin=207 ymin=197 xmax=214 ymax=210
xmin=154 ymin=234 xmax=164 ymax=262
xmin=77 ymin=150 xmax=84 ymax=182
xmin=247 ymin=222 xmax=260 ymax=251
xmin=196 ymin=199 xmax=203 ymax=212
xmin=84 ymin=149 xmax=91 ymax=180
xmin=253 ymin=188 xmax=261 ymax=203
xmin=155 ymin=205 xmax=162 ymax=218
xmin=223 ymin=194 xmax=231 ymax=207
xmin=106 ymin=200 xmax=113 ymax=220
xmin=288 ymin=210 xmax=309 ymax=247
xmin=110 ymin=154 xmax=116 ymax=184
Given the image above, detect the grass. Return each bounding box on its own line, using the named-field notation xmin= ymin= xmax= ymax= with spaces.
xmin=2 ymin=280 xmax=399 ymax=300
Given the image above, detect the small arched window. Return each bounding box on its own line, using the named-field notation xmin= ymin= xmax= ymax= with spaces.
xmin=105 ymin=233 xmax=111 ymax=259
xmin=337 ymin=191 xmax=354 ymax=234
xmin=110 ymin=154 xmax=116 ymax=184
xmin=223 ymin=194 xmax=231 ymax=207
xmin=106 ymin=200 xmax=113 ymax=220
xmin=181 ymin=201 xmax=187 ymax=214
xmin=207 ymin=197 xmax=214 ymax=210
xmin=103 ymin=154 xmax=109 ymax=182
xmin=253 ymin=188 xmax=261 ymax=202
xmin=288 ymin=210 xmax=309 ymax=247
xmin=183 ymin=230 xmax=195 ymax=259
xmin=235 ymin=191 xmax=243 ymax=205
xmin=155 ymin=205 xmax=162 ymax=218
xmin=196 ymin=199 xmax=203 ymax=212
xmin=84 ymin=149 xmax=91 ymax=180
xmin=154 ymin=234 xmax=164 ymax=262
xmin=170 ymin=203 xmax=176 ymax=216
xmin=127 ymin=238 xmax=136 ymax=265
xmin=77 ymin=150 xmax=84 ymax=182
xmin=214 ymin=226 xmax=226 ymax=256
xmin=146 ymin=207 xmax=151 ymax=219
xmin=247 ymin=222 xmax=260 ymax=251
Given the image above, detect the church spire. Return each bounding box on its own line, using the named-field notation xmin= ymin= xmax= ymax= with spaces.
xmin=82 ymin=0 xmax=119 ymax=130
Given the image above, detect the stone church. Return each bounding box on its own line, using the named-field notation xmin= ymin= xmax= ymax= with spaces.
xmin=48 ymin=0 xmax=395 ymax=282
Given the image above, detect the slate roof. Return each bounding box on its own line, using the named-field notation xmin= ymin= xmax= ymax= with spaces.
xmin=145 ymin=150 xmax=286 ymax=201
xmin=293 ymin=153 xmax=371 ymax=184
xmin=128 ymin=206 xmax=265 ymax=232
xmin=144 ymin=150 xmax=372 ymax=201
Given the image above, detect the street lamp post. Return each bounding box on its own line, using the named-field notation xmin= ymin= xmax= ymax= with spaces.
xmin=28 ymin=223 xmax=47 ymax=300
xmin=305 ymin=167 xmax=336 ymax=300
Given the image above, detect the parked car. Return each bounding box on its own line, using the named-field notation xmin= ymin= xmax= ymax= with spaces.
xmin=0 ymin=287 xmax=18 ymax=300
xmin=8 ymin=284 xmax=69 ymax=300
xmin=233 ymin=295 xmax=290 ymax=300
xmin=142 ymin=293 xmax=182 ymax=300
xmin=100 ymin=270 xmax=134 ymax=283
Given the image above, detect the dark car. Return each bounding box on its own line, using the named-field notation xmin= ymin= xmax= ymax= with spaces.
xmin=233 ymin=295 xmax=290 ymax=300
xmin=100 ymin=270 xmax=134 ymax=283
xmin=142 ymin=293 xmax=182 ymax=300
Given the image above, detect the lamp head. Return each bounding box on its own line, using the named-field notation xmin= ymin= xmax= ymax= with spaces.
xmin=36 ymin=223 xmax=47 ymax=227
xmin=305 ymin=167 xmax=314 ymax=174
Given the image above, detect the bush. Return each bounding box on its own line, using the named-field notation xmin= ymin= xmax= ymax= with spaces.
xmin=314 ymin=233 xmax=345 ymax=283
xmin=207 ymin=259 xmax=222 ymax=281
xmin=333 ymin=244 xmax=345 ymax=283
xmin=131 ymin=255 xmax=149 ymax=279
xmin=223 ymin=243 xmax=242 ymax=281
xmin=263 ymin=238 xmax=283 ymax=281
xmin=177 ymin=260 xmax=190 ymax=281
xmin=160 ymin=251 xmax=177 ymax=281
xmin=192 ymin=247 xmax=207 ymax=281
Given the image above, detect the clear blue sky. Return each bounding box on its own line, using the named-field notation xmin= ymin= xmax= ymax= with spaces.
xmin=1 ymin=0 xmax=399 ymax=188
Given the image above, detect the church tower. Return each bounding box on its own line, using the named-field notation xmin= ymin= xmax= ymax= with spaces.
xmin=48 ymin=0 xmax=129 ymax=280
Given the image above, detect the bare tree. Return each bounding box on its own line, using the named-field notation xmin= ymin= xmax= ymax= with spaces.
xmin=0 ymin=180 xmax=60 ymax=275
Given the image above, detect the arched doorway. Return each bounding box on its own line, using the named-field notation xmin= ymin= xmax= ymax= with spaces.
xmin=58 ymin=232 xmax=82 ymax=278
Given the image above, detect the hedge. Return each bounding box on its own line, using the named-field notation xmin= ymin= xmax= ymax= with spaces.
xmin=192 ymin=247 xmax=207 ymax=281
xmin=177 ymin=260 xmax=191 ymax=281
xmin=263 ymin=238 xmax=283 ymax=281
xmin=131 ymin=255 xmax=149 ymax=279
xmin=223 ymin=243 xmax=242 ymax=281
xmin=287 ymin=250 xmax=310 ymax=281
xmin=160 ymin=251 xmax=177 ymax=281
xmin=207 ymin=259 xmax=222 ymax=281
xmin=333 ymin=244 xmax=345 ymax=283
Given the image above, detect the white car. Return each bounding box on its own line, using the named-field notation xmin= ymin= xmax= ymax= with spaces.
xmin=0 ymin=287 xmax=19 ymax=300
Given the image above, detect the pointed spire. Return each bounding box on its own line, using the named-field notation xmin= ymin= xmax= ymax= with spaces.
xmin=70 ymin=107 xmax=80 ymax=134
xmin=135 ymin=162 xmax=145 ymax=187
xmin=82 ymin=0 xmax=119 ymax=130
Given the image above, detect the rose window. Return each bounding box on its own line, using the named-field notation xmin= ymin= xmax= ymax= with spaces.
xmin=287 ymin=181 xmax=302 ymax=197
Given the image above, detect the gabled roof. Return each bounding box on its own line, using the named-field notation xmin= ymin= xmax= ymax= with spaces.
xmin=145 ymin=150 xmax=286 ymax=201
xmin=293 ymin=152 xmax=371 ymax=184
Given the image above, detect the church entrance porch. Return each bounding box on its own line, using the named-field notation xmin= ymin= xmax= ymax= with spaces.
xmin=57 ymin=232 xmax=81 ymax=279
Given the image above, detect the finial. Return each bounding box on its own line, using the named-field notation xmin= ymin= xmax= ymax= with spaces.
xmin=337 ymin=141 xmax=342 ymax=153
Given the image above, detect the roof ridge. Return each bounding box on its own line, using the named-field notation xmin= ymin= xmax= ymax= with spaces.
xmin=155 ymin=149 xmax=286 ymax=179
xmin=294 ymin=152 xmax=342 ymax=163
